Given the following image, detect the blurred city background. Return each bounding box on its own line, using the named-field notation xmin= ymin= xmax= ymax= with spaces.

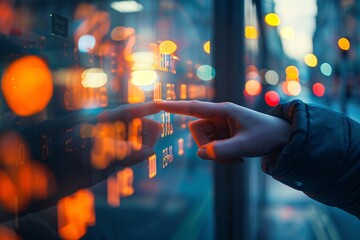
xmin=0 ymin=0 xmax=359 ymax=239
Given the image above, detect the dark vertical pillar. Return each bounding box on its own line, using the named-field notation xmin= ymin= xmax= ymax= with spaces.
xmin=213 ymin=1 xmax=248 ymax=240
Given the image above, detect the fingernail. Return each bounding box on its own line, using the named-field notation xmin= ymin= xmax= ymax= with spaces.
xmin=197 ymin=148 xmax=209 ymax=159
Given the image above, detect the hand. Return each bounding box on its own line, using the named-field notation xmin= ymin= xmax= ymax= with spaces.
xmin=158 ymin=100 xmax=291 ymax=163
xmin=92 ymin=101 xmax=162 ymax=167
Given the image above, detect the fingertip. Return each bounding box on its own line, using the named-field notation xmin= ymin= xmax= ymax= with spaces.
xmin=197 ymin=148 xmax=211 ymax=160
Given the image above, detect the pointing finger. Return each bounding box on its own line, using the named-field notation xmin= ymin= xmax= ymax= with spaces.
xmin=158 ymin=100 xmax=223 ymax=119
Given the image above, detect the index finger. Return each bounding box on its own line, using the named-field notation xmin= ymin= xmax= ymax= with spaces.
xmin=158 ymin=100 xmax=221 ymax=119
xmin=98 ymin=101 xmax=161 ymax=122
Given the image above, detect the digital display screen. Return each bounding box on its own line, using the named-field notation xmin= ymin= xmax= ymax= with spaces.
xmin=0 ymin=1 xmax=214 ymax=239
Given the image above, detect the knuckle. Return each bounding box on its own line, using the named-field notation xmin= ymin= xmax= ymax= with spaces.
xmin=219 ymin=102 xmax=234 ymax=112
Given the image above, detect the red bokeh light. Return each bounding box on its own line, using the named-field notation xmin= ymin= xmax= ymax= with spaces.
xmin=265 ymin=91 xmax=280 ymax=107
xmin=312 ymin=82 xmax=325 ymax=97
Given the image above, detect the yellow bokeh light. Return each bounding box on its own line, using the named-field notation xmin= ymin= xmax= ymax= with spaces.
xmin=159 ymin=40 xmax=177 ymax=54
xmin=81 ymin=68 xmax=107 ymax=88
xmin=338 ymin=37 xmax=350 ymax=51
xmin=203 ymin=41 xmax=210 ymax=54
xmin=304 ymin=53 xmax=318 ymax=67
xmin=280 ymin=27 xmax=295 ymax=39
xmin=130 ymin=70 xmax=157 ymax=86
xmin=1 ymin=56 xmax=53 ymax=116
xmin=285 ymin=65 xmax=299 ymax=80
xmin=245 ymin=26 xmax=258 ymax=39
xmin=245 ymin=80 xmax=262 ymax=96
xmin=265 ymin=13 xmax=280 ymax=27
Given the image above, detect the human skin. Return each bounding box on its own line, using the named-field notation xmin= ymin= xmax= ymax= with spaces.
xmin=158 ymin=100 xmax=292 ymax=163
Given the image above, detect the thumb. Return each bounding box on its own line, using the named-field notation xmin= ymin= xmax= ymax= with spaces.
xmin=197 ymin=136 xmax=245 ymax=163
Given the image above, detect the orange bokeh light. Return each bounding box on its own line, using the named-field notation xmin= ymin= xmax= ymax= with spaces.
xmin=245 ymin=80 xmax=262 ymax=96
xmin=0 ymin=226 xmax=21 ymax=240
xmin=0 ymin=132 xmax=54 ymax=212
xmin=1 ymin=56 xmax=53 ymax=116
xmin=338 ymin=37 xmax=350 ymax=51
xmin=287 ymin=81 xmax=301 ymax=96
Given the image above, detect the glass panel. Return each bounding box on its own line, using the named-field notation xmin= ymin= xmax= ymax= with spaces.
xmin=0 ymin=0 xmax=214 ymax=239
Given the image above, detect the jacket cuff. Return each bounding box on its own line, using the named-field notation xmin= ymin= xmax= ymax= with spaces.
xmin=261 ymin=100 xmax=350 ymax=201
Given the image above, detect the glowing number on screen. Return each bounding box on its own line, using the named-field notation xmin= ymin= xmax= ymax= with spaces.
xmin=107 ymin=168 xmax=134 ymax=207
xmin=178 ymin=138 xmax=184 ymax=155
xmin=148 ymin=154 xmax=157 ymax=178
xmin=65 ymin=128 xmax=74 ymax=153
xmin=162 ymin=145 xmax=174 ymax=168
xmin=154 ymin=82 xmax=162 ymax=101
xmin=128 ymin=118 xmax=142 ymax=151
xmin=58 ymin=189 xmax=95 ymax=240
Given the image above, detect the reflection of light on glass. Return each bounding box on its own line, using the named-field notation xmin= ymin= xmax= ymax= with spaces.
xmin=282 ymin=82 xmax=290 ymax=95
xmin=246 ymin=71 xmax=260 ymax=81
xmin=304 ymin=53 xmax=318 ymax=67
xmin=153 ymin=82 xmax=162 ymax=101
xmin=162 ymin=146 xmax=173 ymax=168
xmin=245 ymin=80 xmax=262 ymax=96
xmin=265 ymin=13 xmax=280 ymax=26
xmin=338 ymin=37 xmax=350 ymax=51
xmin=132 ymin=52 xmax=156 ymax=69
xmin=280 ymin=27 xmax=295 ymax=39
xmin=245 ymin=26 xmax=258 ymax=39
xmin=320 ymin=63 xmax=332 ymax=76
xmin=166 ymin=83 xmax=176 ymax=100
xmin=265 ymin=91 xmax=280 ymax=107
xmin=81 ymin=68 xmax=107 ymax=88
xmin=80 ymin=124 xmax=97 ymax=138
xmin=58 ymin=68 xmax=108 ymax=110
xmin=58 ymin=189 xmax=95 ymax=240
xmin=188 ymin=84 xmax=207 ymax=99
xmin=265 ymin=70 xmax=279 ymax=85
xmin=285 ymin=65 xmax=299 ymax=80
xmin=110 ymin=1 xmax=143 ymax=13
xmin=148 ymin=154 xmax=157 ymax=179
xmin=203 ymin=41 xmax=210 ymax=54
xmin=180 ymin=84 xmax=187 ymax=99
xmin=111 ymin=26 xmax=128 ymax=41
xmin=161 ymin=112 xmax=173 ymax=137
xmin=78 ymin=35 xmax=96 ymax=53
xmin=118 ymin=168 xmax=134 ymax=196
xmin=0 ymin=226 xmax=20 ymax=240
xmin=91 ymin=122 xmax=129 ymax=169
xmin=159 ymin=40 xmax=177 ymax=54
xmin=312 ymin=82 xmax=325 ymax=97
xmin=131 ymin=70 xmax=157 ymax=86
xmin=128 ymin=118 xmax=142 ymax=151
xmin=178 ymin=138 xmax=184 ymax=156
xmin=246 ymin=65 xmax=258 ymax=73
xmin=196 ymin=65 xmax=215 ymax=81
xmin=1 ymin=56 xmax=53 ymax=116
xmin=128 ymin=82 xmax=145 ymax=103
xmin=287 ymin=81 xmax=301 ymax=96
xmin=107 ymin=168 xmax=134 ymax=207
